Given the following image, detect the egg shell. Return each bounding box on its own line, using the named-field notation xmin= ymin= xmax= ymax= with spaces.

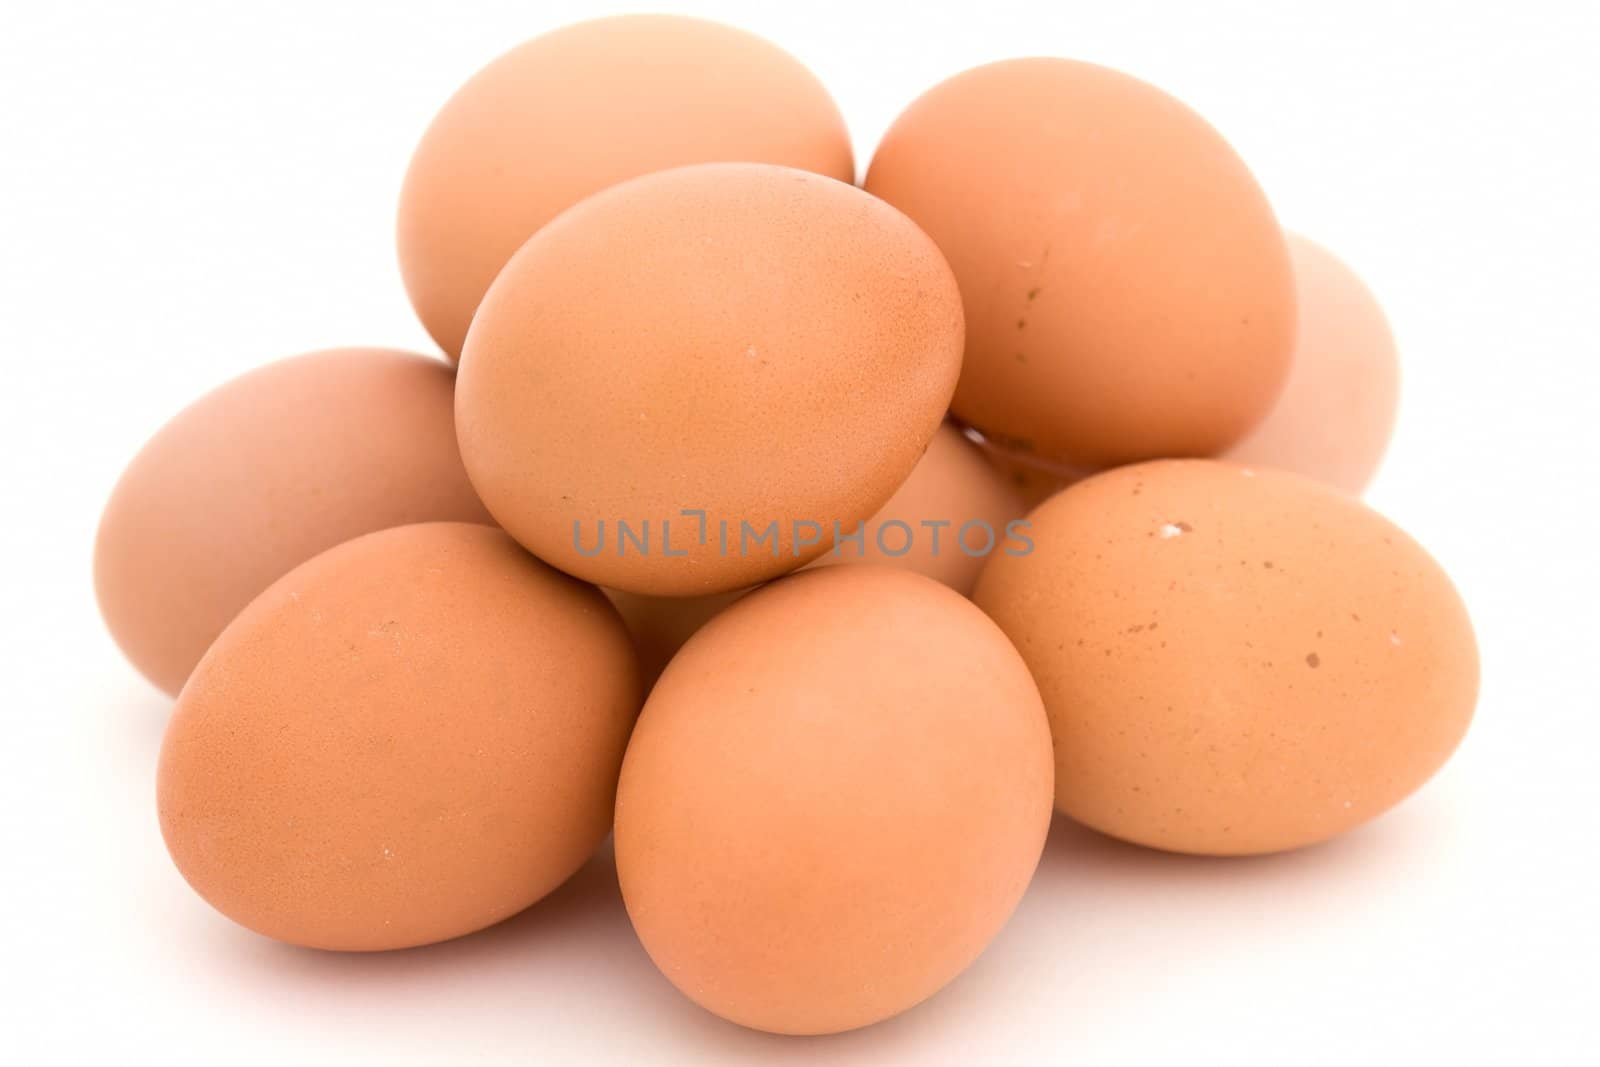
xmin=966 ymin=426 xmax=1093 ymax=510
xmin=807 ymin=421 xmax=1024 ymax=592
xmin=982 ymin=455 xmax=1072 ymax=511
xmin=974 ymin=460 xmax=1478 ymax=856
xmin=602 ymin=585 xmax=748 ymax=692
xmin=605 ymin=423 xmax=1025 ymax=688
xmin=157 ymin=522 xmax=640 ymax=951
xmin=398 ymin=14 xmax=854 ymax=358
xmin=94 ymin=348 xmax=492 ymax=696
xmin=604 ymin=423 xmax=1021 ymax=690
xmin=456 ymin=162 xmax=964 ymax=596
xmin=615 ymin=566 xmax=1054 ymax=1034
xmin=866 ymin=58 xmax=1295 ymax=468
xmin=1222 ymin=233 xmax=1400 ymax=494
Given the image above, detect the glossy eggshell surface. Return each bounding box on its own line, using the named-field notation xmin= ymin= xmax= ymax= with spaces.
xmin=398 ymin=14 xmax=854 ymax=358
xmin=94 ymin=348 xmax=492 ymax=696
xmin=456 ymin=163 xmax=964 ymax=596
xmin=615 ymin=567 xmax=1054 ymax=1034
xmin=866 ymin=59 xmax=1295 ymax=468
xmin=1222 ymin=234 xmax=1400 ymax=494
xmin=157 ymin=523 xmax=641 ymax=951
xmin=974 ymin=460 xmax=1478 ymax=856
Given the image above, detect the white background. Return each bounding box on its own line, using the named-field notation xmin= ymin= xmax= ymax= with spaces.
xmin=2 ymin=1 xmax=1596 ymax=1063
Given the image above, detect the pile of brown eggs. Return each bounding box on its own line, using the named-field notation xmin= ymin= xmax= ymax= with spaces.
xmin=95 ymin=15 xmax=1478 ymax=1038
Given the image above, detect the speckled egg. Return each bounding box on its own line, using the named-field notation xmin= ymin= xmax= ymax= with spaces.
xmin=866 ymin=59 xmax=1295 ymax=468
xmin=974 ymin=460 xmax=1478 ymax=855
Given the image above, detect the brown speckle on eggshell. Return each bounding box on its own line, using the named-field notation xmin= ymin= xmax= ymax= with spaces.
xmin=866 ymin=59 xmax=1295 ymax=468
xmin=974 ymin=460 xmax=1478 ymax=856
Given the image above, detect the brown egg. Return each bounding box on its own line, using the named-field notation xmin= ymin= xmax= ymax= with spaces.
xmin=965 ymin=426 xmax=1091 ymax=510
xmin=615 ymin=566 xmax=1053 ymax=1034
xmin=866 ymin=59 xmax=1295 ymax=468
xmin=398 ymin=15 xmax=854 ymax=358
xmin=975 ymin=460 xmax=1478 ymax=856
xmin=602 ymin=586 xmax=748 ymax=692
xmin=605 ymin=424 xmax=1020 ymax=689
xmin=809 ymin=421 xmax=1025 ymax=594
xmin=606 ymin=424 xmax=1025 ymax=689
xmin=981 ymin=453 xmax=1069 ymax=511
xmin=456 ymin=163 xmax=964 ymax=597
xmin=158 ymin=523 xmax=640 ymax=951
xmin=1222 ymin=234 xmax=1400 ymax=494
xmin=95 ymin=348 xmax=492 ymax=696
